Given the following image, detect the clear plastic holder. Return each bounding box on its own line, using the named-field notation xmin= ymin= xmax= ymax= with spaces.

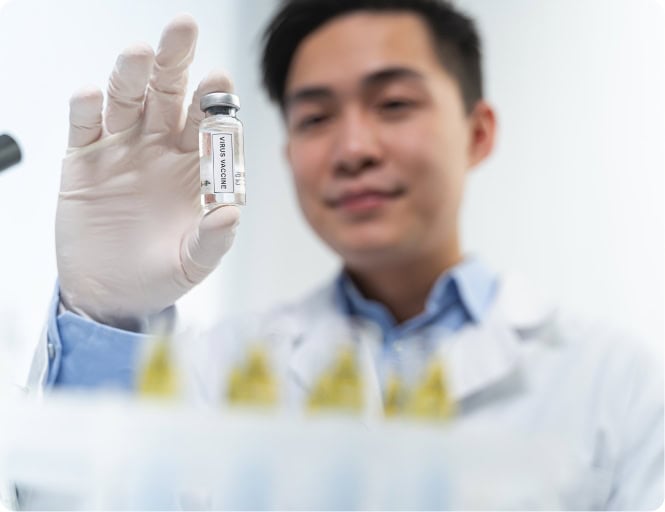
xmin=0 ymin=392 xmax=581 ymax=510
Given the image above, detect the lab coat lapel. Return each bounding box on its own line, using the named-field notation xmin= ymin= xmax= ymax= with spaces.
xmin=287 ymin=273 xmax=557 ymax=407
xmin=437 ymin=304 xmax=523 ymax=402
xmin=285 ymin=283 xmax=344 ymax=393
xmin=437 ymin=272 xmax=557 ymax=402
xmin=285 ymin=282 xmax=384 ymax=416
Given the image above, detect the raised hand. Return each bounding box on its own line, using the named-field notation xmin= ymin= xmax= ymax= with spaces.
xmin=57 ymin=14 xmax=240 ymax=328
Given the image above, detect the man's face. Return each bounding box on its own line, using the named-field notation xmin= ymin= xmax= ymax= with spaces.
xmin=284 ymin=11 xmax=492 ymax=270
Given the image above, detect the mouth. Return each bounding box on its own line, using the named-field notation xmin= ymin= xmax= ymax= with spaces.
xmin=325 ymin=186 xmax=407 ymax=215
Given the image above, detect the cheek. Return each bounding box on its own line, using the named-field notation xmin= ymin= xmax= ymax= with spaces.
xmin=388 ymin=120 xmax=468 ymax=211
xmin=289 ymin=141 xmax=317 ymax=187
xmin=287 ymin=140 xmax=328 ymax=215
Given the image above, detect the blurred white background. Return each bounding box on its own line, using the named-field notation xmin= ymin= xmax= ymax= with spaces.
xmin=0 ymin=0 xmax=662 ymax=384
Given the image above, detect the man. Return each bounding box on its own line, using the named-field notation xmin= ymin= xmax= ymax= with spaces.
xmin=15 ymin=0 xmax=663 ymax=509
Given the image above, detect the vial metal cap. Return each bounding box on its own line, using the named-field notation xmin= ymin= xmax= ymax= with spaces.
xmin=200 ymin=92 xmax=240 ymax=112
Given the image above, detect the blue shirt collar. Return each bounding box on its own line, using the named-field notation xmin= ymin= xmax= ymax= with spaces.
xmin=334 ymin=256 xmax=497 ymax=340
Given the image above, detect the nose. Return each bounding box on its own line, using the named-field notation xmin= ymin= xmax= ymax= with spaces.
xmin=332 ymin=106 xmax=383 ymax=177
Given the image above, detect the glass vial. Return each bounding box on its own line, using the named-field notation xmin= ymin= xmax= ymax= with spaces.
xmin=199 ymin=92 xmax=246 ymax=209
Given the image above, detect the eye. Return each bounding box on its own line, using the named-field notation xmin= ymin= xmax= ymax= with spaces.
xmin=296 ymin=113 xmax=331 ymax=132
xmin=378 ymin=98 xmax=416 ymax=116
xmin=298 ymin=114 xmax=328 ymax=128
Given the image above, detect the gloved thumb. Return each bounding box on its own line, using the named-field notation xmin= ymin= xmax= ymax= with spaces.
xmin=180 ymin=206 xmax=241 ymax=284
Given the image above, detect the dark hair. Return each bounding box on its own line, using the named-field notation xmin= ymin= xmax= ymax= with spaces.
xmin=261 ymin=0 xmax=483 ymax=114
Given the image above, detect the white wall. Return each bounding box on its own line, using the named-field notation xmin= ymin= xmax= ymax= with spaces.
xmin=0 ymin=0 xmax=662 ymax=383
xmin=459 ymin=0 xmax=664 ymax=344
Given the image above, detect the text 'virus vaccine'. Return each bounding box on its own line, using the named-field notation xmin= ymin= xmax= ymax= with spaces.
xmin=199 ymin=92 xmax=246 ymax=209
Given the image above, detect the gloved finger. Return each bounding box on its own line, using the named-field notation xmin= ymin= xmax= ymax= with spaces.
xmin=179 ymin=70 xmax=234 ymax=152
xmin=143 ymin=13 xmax=198 ymax=134
xmin=180 ymin=206 xmax=241 ymax=284
xmin=105 ymin=42 xmax=154 ymax=134
xmin=68 ymin=86 xmax=104 ymax=148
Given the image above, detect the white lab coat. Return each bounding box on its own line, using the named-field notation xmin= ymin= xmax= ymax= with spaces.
xmin=5 ymin=273 xmax=663 ymax=510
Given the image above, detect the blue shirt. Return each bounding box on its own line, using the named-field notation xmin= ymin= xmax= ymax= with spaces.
xmin=46 ymin=257 xmax=497 ymax=391
xmin=335 ymin=257 xmax=496 ymax=345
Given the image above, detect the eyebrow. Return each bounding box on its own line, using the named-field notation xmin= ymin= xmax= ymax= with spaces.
xmin=362 ymin=66 xmax=425 ymax=88
xmin=285 ymin=66 xmax=425 ymax=111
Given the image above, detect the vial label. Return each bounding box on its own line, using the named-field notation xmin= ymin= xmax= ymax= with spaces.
xmin=212 ymin=132 xmax=235 ymax=194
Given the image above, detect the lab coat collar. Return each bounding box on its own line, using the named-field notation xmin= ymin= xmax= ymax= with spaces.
xmin=287 ymin=272 xmax=557 ymax=403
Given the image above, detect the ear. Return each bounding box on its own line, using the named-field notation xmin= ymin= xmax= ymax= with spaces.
xmin=467 ymin=100 xmax=497 ymax=168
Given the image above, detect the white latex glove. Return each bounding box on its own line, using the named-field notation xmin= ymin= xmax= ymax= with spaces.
xmin=57 ymin=14 xmax=240 ymax=328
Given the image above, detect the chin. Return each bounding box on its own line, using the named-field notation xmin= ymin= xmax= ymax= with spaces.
xmin=313 ymin=217 xmax=417 ymax=264
xmin=331 ymin=235 xmax=412 ymax=268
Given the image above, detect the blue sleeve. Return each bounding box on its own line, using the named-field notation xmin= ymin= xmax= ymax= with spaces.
xmin=46 ymin=286 xmax=148 ymax=391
